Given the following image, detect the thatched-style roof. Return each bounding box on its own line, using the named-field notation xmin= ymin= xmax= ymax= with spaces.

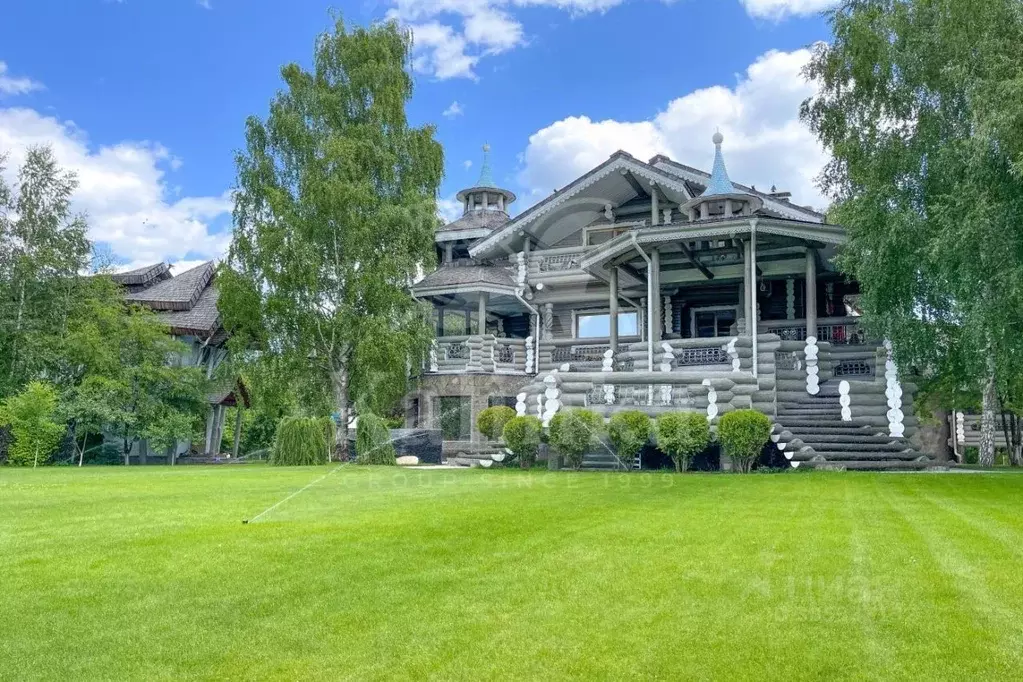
xmin=125 ymin=261 xmax=215 ymax=311
xmin=208 ymin=378 xmax=250 ymax=408
xmin=414 ymin=264 xmax=515 ymax=291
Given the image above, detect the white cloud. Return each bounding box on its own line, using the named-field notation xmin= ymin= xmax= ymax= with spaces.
xmin=0 ymin=62 xmax=43 ymax=96
xmin=443 ymin=100 xmax=465 ymax=118
xmin=463 ymin=159 xmax=473 ymax=170
xmin=197 ymin=0 xmax=212 ymax=8
xmin=518 ymin=48 xmax=827 ymax=209
xmin=0 ymin=106 xmax=232 ymax=268
xmin=437 ymin=195 xmax=464 ymax=223
xmin=740 ymin=0 xmax=837 ymax=19
xmin=393 ymin=0 xmax=624 ymax=80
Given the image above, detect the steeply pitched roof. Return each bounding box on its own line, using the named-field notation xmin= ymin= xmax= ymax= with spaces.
xmin=125 ymin=261 xmax=215 ymax=311
xmin=476 ymin=143 xmax=496 ymax=188
xmin=702 ymin=132 xmax=738 ymax=196
xmin=158 ymin=283 xmax=220 ymax=337
xmin=109 ymin=263 xmax=172 ymax=292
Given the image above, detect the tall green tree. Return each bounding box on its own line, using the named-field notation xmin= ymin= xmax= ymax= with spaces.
xmin=219 ymin=16 xmax=443 ymax=458
xmin=802 ymin=0 xmax=1023 ymax=466
xmin=0 ymin=147 xmax=90 ymax=398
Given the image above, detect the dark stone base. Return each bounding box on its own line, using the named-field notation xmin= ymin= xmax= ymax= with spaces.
xmin=390 ymin=429 xmax=443 ymax=464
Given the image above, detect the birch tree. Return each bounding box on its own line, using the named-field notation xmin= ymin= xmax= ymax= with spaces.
xmin=802 ymin=0 xmax=1023 ymax=466
xmin=219 ymin=16 xmax=441 ymax=459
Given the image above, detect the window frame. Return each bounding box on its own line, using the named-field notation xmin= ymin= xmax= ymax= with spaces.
xmin=572 ymin=307 xmax=643 ymax=340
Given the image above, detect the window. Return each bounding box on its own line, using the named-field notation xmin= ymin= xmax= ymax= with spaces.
xmin=691 ymin=307 xmax=736 ymax=338
xmin=576 ymin=310 xmax=639 ymax=338
xmin=435 ymin=396 xmax=471 ymax=441
xmin=488 ymin=396 xmax=516 ymax=409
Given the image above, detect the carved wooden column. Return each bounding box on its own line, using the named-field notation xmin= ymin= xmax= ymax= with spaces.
xmin=609 ymin=267 xmax=619 ymax=352
xmin=651 ymin=248 xmax=661 ymax=343
xmin=477 ymin=293 xmax=487 ymax=335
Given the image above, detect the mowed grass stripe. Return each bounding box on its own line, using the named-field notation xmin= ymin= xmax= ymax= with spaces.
xmin=2 ymin=467 xmax=1023 ymax=680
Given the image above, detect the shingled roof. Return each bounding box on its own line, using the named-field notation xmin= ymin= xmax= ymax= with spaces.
xmin=439 ymin=208 xmax=511 ymax=234
xmin=414 ymin=264 xmax=516 ymax=291
xmin=109 ymin=263 xmax=172 ymax=293
xmin=121 ymin=261 xmax=221 ymax=337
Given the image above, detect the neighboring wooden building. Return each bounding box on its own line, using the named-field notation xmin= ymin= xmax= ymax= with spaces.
xmin=111 ymin=261 xmax=249 ymax=463
xmin=409 ymin=137 xmax=934 ymax=470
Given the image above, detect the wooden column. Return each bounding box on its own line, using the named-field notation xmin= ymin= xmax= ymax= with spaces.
xmin=609 ymin=267 xmax=619 ymax=352
xmin=444 ymin=243 xmax=453 ymax=264
xmin=435 ymin=305 xmax=444 ymax=336
xmin=203 ymin=406 xmax=216 ymax=456
xmin=651 ymin=248 xmax=662 ymax=343
xmin=806 ymin=249 xmax=817 ymax=340
xmin=651 ymin=184 xmax=660 ymax=225
xmin=743 ymin=240 xmax=752 ymax=334
xmin=477 ymin=294 xmax=487 ymax=335
xmin=232 ymin=406 xmax=243 ymax=458
xmin=464 ymin=308 xmax=472 ymax=335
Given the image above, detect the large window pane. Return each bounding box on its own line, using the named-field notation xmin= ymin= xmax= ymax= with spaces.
xmin=577 ymin=311 xmax=639 ymax=338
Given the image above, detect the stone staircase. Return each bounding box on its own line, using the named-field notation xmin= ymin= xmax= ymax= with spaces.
xmin=774 ymin=380 xmax=935 ymax=470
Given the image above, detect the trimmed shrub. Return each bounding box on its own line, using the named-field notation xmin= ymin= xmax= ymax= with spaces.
xmin=503 ymin=416 xmax=543 ymax=469
xmin=270 ymin=416 xmax=334 ymax=466
xmin=477 ymin=406 xmax=516 ymax=442
xmin=355 ymin=412 xmax=397 ymax=465
xmin=608 ymin=411 xmax=652 ymax=470
xmin=718 ymin=409 xmax=772 ymax=473
xmin=656 ymin=412 xmax=711 ymax=473
xmin=549 ymin=408 xmax=604 ymax=470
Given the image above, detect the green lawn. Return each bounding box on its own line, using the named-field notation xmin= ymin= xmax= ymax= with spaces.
xmin=2 ymin=466 xmax=1023 ymax=680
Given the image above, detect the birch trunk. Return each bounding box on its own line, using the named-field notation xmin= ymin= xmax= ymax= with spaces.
xmin=331 ymin=363 xmax=350 ymax=461
xmin=980 ymin=355 xmax=997 ymax=467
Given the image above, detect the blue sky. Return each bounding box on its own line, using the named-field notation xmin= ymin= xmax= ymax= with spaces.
xmin=0 ymin=0 xmax=834 ymax=271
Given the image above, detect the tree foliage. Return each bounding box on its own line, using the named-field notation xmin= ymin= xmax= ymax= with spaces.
xmin=549 ymin=409 xmax=604 ymax=471
xmin=271 ymin=416 xmax=334 ymax=466
xmin=608 ymin=410 xmax=651 ymax=470
xmin=219 ymin=16 xmax=443 ymax=459
xmin=656 ymin=412 xmax=710 ymax=473
xmin=0 ymin=381 xmax=64 ymax=467
xmin=802 ymin=0 xmax=1023 ymax=466
xmin=717 ymin=410 xmax=771 ymax=474
xmin=355 ymin=412 xmax=397 ymax=465
xmin=0 ymin=147 xmax=90 ymax=399
xmin=502 ymin=416 xmax=543 ymax=469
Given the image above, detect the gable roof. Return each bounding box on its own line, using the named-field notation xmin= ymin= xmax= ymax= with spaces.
xmin=109 ymin=263 xmax=172 ymax=292
xmin=469 ymin=151 xmax=695 ymax=257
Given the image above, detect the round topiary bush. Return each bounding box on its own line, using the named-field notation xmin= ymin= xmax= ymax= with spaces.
xmin=718 ymin=409 xmax=772 ymax=473
xmin=270 ymin=416 xmax=334 ymax=466
xmin=502 ymin=415 xmax=543 ymax=469
xmin=656 ymin=412 xmax=711 ymax=472
xmin=607 ymin=410 xmax=652 ymax=471
xmin=477 ymin=406 xmax=516 ymax=442
xmin=549 ymin=408 xmax=604 ymax=470
xmin=355 ymin=412 xmax=397 ymax=465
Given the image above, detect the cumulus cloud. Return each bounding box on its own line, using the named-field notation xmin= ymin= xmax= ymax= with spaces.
xmin=437 ymin=195 xmax=464 ymax=223
xmin=0 ymin=106 xmax=232 ymax=268
xmin=393 ymin=0 xmax=624 ymax=80
xmin=740 ymin=0 xmax=837 ymax=19
xmin=0 ymin=62 xmax=43 ymax=96
xmin=518 ymin=48 xmax=827 ymax=209
xmin=443 ymin=100 xmax=465 ymax=118
xmin=463 ymin=159 xmax=473 ymax=170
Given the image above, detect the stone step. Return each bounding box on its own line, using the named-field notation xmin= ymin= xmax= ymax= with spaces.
xmin=798 ymin=441 xmax=910 ymax=453
xmin=807 ymin=449 xmax=920 ymax=461
xmin=801 ymin=458 xmax=935 ymax=471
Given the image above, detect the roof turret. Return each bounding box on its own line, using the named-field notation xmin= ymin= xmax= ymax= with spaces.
xmin=453 ymin=143 xmax=516 ymax=220
xmin=681 ymin=132 xmax=763 ymax=221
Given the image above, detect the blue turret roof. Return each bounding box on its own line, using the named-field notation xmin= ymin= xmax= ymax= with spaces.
xmin=702 ymin=131 xmax=737 ymax=196
xmin=476 ymin=143 xmax=495 ymax=188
